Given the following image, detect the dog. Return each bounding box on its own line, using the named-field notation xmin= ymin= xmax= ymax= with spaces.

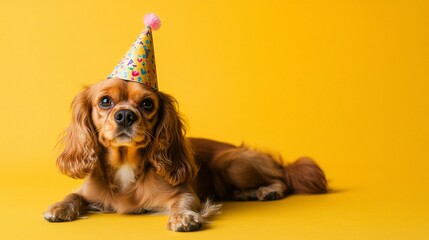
xmin=44 ymin=77 xmax=328 ymax=231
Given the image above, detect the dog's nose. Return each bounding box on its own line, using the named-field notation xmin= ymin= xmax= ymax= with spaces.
xmin=114 ymin=110 xmax=137 ymax=127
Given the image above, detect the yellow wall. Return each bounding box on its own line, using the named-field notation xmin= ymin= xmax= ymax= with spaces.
xmin=0 ymin=0 xmax=428 ymax=239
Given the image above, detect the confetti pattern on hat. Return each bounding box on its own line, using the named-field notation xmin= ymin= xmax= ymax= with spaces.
xmin=108 ymin=13 xmax=161 ymax=90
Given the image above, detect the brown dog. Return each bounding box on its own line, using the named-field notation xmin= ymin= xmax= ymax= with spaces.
xmin=44 ymin=77 xmax=327 ymax=231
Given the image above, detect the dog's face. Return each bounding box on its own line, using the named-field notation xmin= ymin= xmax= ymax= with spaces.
xmin=57 ymin=77 xmax=196 ymax=185
xmin=88 ymin=78 xmax=159 ymax=148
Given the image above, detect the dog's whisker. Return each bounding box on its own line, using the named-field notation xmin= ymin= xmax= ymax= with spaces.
xmin=144 ymin=131 xmax=155 ymax=140
xmin=143 ymin=132 xmax=154 ymax=146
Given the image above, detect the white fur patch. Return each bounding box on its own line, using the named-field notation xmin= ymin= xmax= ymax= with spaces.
xmin=115 ymin=164 xmax=135 ymax=190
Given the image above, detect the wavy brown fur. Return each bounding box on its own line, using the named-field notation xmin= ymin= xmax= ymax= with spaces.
xmin=190 ymin=138 xmax=328 ymax=201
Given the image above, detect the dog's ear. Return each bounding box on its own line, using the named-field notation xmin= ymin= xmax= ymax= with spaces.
xmin=57 ymin=87 xmax=99 ymax=179
xmin=149 ymin=92 xmax=197 ymax=186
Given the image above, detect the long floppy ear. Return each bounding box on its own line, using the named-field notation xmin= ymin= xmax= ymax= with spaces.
xmin=57 ymin=87 xmax=99 ymax=179
xmin=149 ymin=92 xmax=197 ymax=186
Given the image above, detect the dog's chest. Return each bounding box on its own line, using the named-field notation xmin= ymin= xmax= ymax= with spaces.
xmin=115 ymin=163 xmax=136 ymax=190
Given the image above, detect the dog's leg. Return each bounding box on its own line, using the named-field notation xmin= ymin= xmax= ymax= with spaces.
xmin=211 ymin=147 xmax=289 ymax=200
xmin=233 ymin=182 xmax=287 ymax=201
xmin=167 ymin=192 xmax=205 ymax=232
xmin=44 ymin=193 xmax=88 ymax=222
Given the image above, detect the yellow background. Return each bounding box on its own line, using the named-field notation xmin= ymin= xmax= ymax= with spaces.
xmin=0 ymin=0 xmax=428 ymax=239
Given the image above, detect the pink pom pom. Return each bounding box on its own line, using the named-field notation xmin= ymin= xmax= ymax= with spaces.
xmin=144 ymin=13 xmax=161 ymax=31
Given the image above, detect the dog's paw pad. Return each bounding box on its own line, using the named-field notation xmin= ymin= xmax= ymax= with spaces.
xmin=256 ymin=186 xmax=283 ymax=201
xmin=261 ymin=191 xmax=281 ymax=201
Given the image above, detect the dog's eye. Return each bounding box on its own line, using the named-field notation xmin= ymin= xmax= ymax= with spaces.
xmin=141 ymin=99 xmax=154 ymax=111
xmin=99 ymin=96 xmax=114 ymax=109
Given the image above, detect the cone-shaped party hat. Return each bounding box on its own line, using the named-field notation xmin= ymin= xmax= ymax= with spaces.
xmin=108 ymin=13 xmax=161 ymax=90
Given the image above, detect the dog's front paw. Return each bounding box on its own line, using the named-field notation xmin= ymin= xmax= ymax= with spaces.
xmin=43 ymin=202 xmax=80 ymax=222
xmin=168 ymin=210 xmax=203 ymax=232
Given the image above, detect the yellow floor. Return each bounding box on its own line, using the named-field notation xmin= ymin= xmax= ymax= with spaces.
xmin=1 ymin=158 xmax=428 ymax=240
xmin=1 ymin=0 xmax=429 ymax=239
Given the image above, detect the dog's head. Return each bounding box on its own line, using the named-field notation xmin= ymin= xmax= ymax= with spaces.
xmin=89 ymin=77 xmax=160 ymax=148
xmin=57 ymin=77 xmax=195 ymax=186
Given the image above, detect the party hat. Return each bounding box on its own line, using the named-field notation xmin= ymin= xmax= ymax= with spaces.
xmin=108 ymin=13 xmax=161 ymax=90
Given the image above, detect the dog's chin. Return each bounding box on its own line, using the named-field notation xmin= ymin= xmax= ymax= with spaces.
xmin=111 ymin=137 xmax=135 ymax=147
xmin=109 ymin=134 xmax=147 ymax=148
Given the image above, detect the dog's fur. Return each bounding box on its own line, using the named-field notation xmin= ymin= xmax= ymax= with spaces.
xmin=44 ymin=77 xmax=328 ymax=231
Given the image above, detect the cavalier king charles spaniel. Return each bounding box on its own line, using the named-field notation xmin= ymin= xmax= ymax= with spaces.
xmin=44 ymin=77 xmax=328 ymax=231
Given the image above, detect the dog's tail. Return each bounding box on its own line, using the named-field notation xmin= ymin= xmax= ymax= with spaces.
xmin=199 ymin=199 xmax=222 ymax=222
xmin=283 ymin=157 xmax=328 ymax=194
